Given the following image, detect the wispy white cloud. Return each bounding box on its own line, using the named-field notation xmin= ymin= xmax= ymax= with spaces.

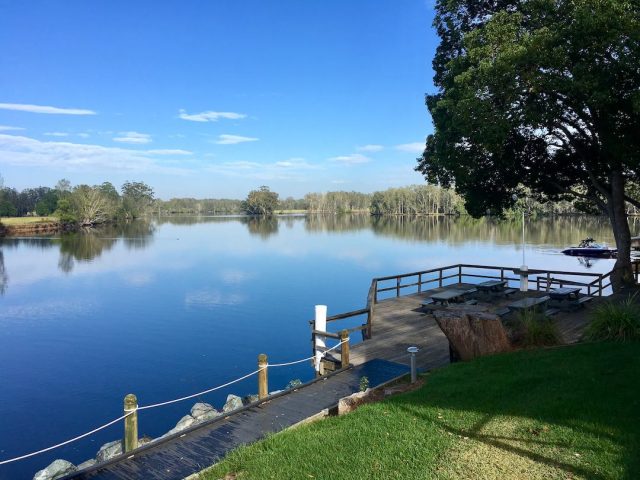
xmin=77 ymin=133 xmax=90 ymax=138
xmin=395 ymin=142 xmax=424 ymax=153
xmin=0 ymin=133 xmax=190 ymax=175
xmin=0 ymin=125 xmax=24 ymax=131
xmin=357 ymin=144 xmax=384 ymax=153
xmin=113 ymin=131 xmax=152 ymax=144
xmin=0 ymin=102 xmax=96 ymax=115
xmin=146 ymin=149 xmax=192 ymax=155
xmin=179 ymin=109 xmax=246 ymax=122
xmin=206 ymin=158 xmax=319 ymax=181
xmin=329 ymin=153 xmax=371 ymax=165
xmin=215 ymin=134 xmax=258 ymax=145
xmin=44 ymin=132 xmax=69 ymax=137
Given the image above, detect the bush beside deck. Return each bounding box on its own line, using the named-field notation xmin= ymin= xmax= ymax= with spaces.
xmin=201 ymin=342 xmax=640 ymax=480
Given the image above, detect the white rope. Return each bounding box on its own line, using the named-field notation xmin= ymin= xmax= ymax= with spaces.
xmin=138 ymin=367 xmax=263 ymax=411
xmin=0 ymin=338 xmax=349 ymax=466
xmin=0 ymin=413 xmax=132 ymax=466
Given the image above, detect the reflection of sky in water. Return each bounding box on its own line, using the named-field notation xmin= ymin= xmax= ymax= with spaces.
xmin=0 ymin=216 xmax=620 ymax=478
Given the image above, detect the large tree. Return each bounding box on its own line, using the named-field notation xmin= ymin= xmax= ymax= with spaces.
xmin=417 ymin=0 xmax=640 ymax=290
xmin=242 ymin=186 xmax=279 ymax=215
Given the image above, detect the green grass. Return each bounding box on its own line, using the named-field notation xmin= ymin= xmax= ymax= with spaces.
xmin=518 ymin=309 xmax=562 ymax=347
xmin=201 ymin=342 xmax=640 ymax=480
xmin=0 ymin=216 xmax=58 ymax=225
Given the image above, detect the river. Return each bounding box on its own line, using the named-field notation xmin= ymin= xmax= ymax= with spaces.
xmin=0 ymin=214 xmax=624 ymax=478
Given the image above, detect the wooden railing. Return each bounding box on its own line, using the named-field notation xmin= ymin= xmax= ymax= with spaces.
xmin=311 ymin=263 xmax=618 ymax=356
xmin=372 ymin=263 xmax=614 ymax=301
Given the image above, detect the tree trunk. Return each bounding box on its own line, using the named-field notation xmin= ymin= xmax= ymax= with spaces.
xmin=608 ymin=170 xmax=634 ymax=292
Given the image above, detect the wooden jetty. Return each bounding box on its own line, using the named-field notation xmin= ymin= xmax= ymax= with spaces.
xmin=63 ymin=359 xmax=409 ymax=480
xmin=57 ymin=263 xmax=610 ymax=480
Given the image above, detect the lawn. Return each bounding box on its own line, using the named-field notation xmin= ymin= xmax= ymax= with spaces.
xmin=201 ymin=342 xmax=640 ymax=480
xmin=0 ymin=216 xmax=58 ymax=225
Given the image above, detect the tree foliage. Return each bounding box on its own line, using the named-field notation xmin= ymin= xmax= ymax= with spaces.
xmin=242 ymin=186 xmax=279 ymax=215
xmin=418 ymin=0 xmax=640 ymax=288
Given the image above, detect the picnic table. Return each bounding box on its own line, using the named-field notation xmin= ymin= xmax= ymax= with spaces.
xmin=548 ymin=287 xmax=591 ymax=311
xmin=476 ymin=280 xmax=508 ymax=293
xmin=507 ymin=296 xmax=550 ymax=312
xmin=427 ymin=288 xmax=477 ymax=306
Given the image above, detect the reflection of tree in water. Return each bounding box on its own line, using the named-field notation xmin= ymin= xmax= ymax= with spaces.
xmin=0 ymin=250 xmax=8 ymax=295
xmin=109 ymin=220 xmax=156 ymax=250
xmin=305 ymin=214 xmax=370 ymax=233
xmin=577 ymin=257 xmax=599 ymax=269
xmin=56 ymin=220 xmax=156 ymax=272
xmin=242 ymin=216 xmax=279 ymax=239
xmin=57 ymin=232 xmax=118 ymax=273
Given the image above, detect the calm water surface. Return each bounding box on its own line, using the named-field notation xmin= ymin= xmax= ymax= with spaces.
xmin=0 ymin=215 xmax=623 ymax=478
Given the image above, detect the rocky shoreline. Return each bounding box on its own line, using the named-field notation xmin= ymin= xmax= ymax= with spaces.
xmin=32 ymin=390 xmax=283 ymax=480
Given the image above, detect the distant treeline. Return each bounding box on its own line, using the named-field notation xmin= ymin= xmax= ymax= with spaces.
xmin=157 ymin=184 xmax=585 ymax=217
xmin=0 ymin=178 xmax=155 ymax=225
xmin=0 ymin=176 xmax=600 ymax=221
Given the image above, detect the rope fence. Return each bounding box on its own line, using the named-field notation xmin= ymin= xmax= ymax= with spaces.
xmin=0 ymin=339 xmax=347 ymax=466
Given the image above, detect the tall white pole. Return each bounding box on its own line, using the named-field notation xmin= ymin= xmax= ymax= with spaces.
xmin=314 ymin=305 xmax=327 ymax=372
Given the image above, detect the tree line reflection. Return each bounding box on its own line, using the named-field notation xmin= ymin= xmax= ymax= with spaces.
xmin=0 ymin=214 xmax=631 ymax=295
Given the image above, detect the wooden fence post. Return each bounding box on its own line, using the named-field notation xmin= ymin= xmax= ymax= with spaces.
xmin=546 ymin=272 xmax=551 ymax=292
xmin=458 ymin=265 xmax=462 ymax=284
xmin=123 ymin=394 xmax=138 ymax=453
xmin=418 ymin=273 xmax=422 ymax=293
xmin=258 ymin=354 xmax=268 ymax=400
xmin=438 ymin=269 xmax=443 ymax=287
xmin=340 ymin=330 xmax=350 ymax=368
xmin=396 ymin=277 xmax=401 ymax=297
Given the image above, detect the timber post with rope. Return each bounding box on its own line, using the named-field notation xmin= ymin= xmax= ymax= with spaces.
xmin=258 ymin=354 xmax=269 ymax=400
xmin=123 ymin=394 xmax=138 ymax=453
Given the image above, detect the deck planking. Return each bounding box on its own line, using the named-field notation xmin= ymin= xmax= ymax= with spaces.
xmin=62 ymin=359 xmax=410 ymax=480
xmin=348 ymin=283 xmax=599 ymax=370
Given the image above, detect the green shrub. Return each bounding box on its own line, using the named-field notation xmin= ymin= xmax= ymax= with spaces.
xmin=519 ymin=309 xmax=561 ymax=347
xmin=585 ymin=295 xmax=640 ymax=342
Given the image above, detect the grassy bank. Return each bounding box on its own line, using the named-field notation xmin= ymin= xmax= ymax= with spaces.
xmin=0 ymin=216 xmax=58 ymax=225
xmin=201 ymin=342 xmax=640 ymax=480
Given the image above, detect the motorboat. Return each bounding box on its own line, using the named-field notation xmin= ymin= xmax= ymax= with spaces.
xmin=562 ymin=237 xmax=617 ymax=258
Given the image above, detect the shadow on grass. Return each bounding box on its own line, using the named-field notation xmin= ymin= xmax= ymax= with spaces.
xmin=391 ymin=342 xmax=640 ymax=479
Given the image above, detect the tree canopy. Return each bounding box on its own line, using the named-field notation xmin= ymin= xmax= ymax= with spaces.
xmin=417 ymin=0 xmax=640 ymax=289
xmin=242 ymin=186 xmax=279 ymax=215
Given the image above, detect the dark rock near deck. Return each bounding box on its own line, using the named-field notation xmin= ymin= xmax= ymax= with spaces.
xmin=33 ymin=459 xmax=77 ymax=480
xmin=434 ymin=310 xmax=511 ymax=361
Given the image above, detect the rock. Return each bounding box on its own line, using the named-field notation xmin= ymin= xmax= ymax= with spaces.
xmin=190 ymin=402 xmax=217 ymax=420
xmin=434 ymin=310 xmax=511 ymax=361
xmin=337 ymin=391 xmax=370 ymax=415
xmin=139 ymin=435 xmax=154 ymax=446
xmin=197 ymin=410 xmax=222 ymax=422
xmin=33 ymin=459 xmax=77 ymax=480
xmin=166 ymin=414 xmax=196 ymax=435
xmin=242 ymin=394 xmax=259 ymax=405
xmin=96 ymin=440 xmax=122 ymax=463
xmin=222 ymin=394 xmax=243 ymax=412
xmin=76 ymin=459 xmax=96 ymax=470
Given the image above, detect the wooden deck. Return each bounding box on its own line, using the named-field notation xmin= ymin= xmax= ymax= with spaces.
xmin=349 ymin=283 xmax=598 ymax=370
xmin=62 ymin=359 xmax=409 ymax=480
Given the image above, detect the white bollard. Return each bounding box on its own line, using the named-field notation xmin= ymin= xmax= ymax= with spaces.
xmin=314 ymin=305 xmax=327 ymax=373
xmin=519 ymin=265 xmax=529 ymax=292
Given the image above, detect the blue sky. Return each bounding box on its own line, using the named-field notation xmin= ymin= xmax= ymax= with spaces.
xmin=0 ymin=0 xmax=437 ymax=199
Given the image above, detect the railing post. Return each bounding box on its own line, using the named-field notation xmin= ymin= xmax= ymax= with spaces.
xmin=599 ymin=277 xmax=603 ymax=297
xmin=438 ymin=269 xmax=443 ymax=287
xmin=500 ymin=268 xmax=505 ymax=281
xmin=418 ymin=273 xmax=422 ymax=293
xmin=546 ymin=272 xmax=551 ymax=292
xmin=123 ymin=394 xmax=138 ymax=453
xmin=340 ymin=330 xmax=350 ymax=369
xmin=258 ymin=353 xmax=268 ymax=400
xmin=374 ymin=280 xmax=378 ymax=304
xmin=458 ymin=265 xmax=462 ymax=284
xmin=396 ymin=277 xmax=401 ymax=297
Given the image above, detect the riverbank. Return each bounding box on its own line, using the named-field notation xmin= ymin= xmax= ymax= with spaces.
xmin=200 ymin=341 xmax=640 ymax=480
xmin=0 ymin=217 xmax=68 ymax=236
